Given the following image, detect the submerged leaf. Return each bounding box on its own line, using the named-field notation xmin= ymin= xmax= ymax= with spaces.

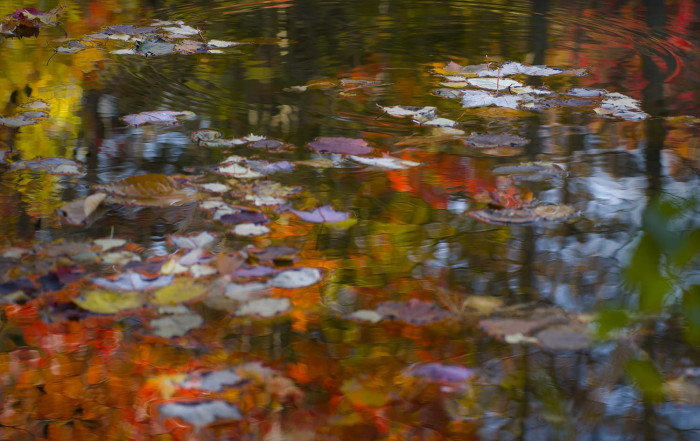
xmin=463 ymin=133 xmax=529 ymax=148
xmin=469 ymin=208 xmax=538 ymax=225
xmin=95 ymin=173 xmax=198 ymax=206
xmin=150 ymin=311 xmax=204 ymax=338
xmin=11 ymin=157 xmax=85 ymax=175
xmin=308 ymin=137 xmax=373 ymax=155
xmin=377 ymin=298 xmax=450 ymax=325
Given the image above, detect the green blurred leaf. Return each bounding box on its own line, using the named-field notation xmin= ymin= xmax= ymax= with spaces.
xmin=682 ymin=285 xmax=700 ymax=345
xmin=626 ymin=360 xmax=665 ymax=403
xmin=595 ymin=310 xmax=630 ymax=339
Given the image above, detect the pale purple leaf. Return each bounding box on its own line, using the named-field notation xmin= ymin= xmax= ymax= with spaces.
xmin=291 ymin=205 xmax=349 ymax=223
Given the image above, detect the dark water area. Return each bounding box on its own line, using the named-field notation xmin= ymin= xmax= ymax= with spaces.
xmin=0 ymin=0 xmax=698 ymax=440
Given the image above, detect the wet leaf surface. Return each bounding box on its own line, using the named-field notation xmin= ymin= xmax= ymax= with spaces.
xmin=291 ymin=205 xmax=350 ymax=223
xmin=121 ymin=110 xmax=195 ymax=126
xmin=377 ymin=299 xmax=450 ymax=325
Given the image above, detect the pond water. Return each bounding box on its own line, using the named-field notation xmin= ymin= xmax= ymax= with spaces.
xmin=0 ymin=0 xmax=698 ymax=440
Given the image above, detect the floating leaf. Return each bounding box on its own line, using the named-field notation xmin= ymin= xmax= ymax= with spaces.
xmin=58 ymin=193 xmax=106 ymax=225
xmin=93 ymin=238 xmax=127 ymax=251
xmin=168 ymin=232 xmax=217 ymax=249
xmin=158 ymin=401 xmax=242 ymax=429
xmin=463 ymin=133 xmax=529 ymax=148
xmin=270 ymin=268 xmax=322 ymax=288
xmin=346 ymin=309 xmax=383 ymax=323
xmin=150 ymin=311 xmax=204 ymax=338
xmin=236 ymin=297 xmax=291 ymax=317
xmin=377 ymin=298 xmax=450 ymax=325
xmin=225 ymin=282 xmax=270 ymax=301
xmin=216 ymin=163 xmax=264 ymax=179
xmin=233 ymin=223 xmax=271 ymax=236
xmin=567 ymin=88 xmax=606 ymax=97
xmin=234 ymin=265 xmax=276 ymax=278
xmin=103 ymin=24 xmax=157 ymax=35
xmin=461 ymin=90 xmax=524 ymax=109
xmin=208 ymin=40 xmax=242 ymax=48
xmin=94 ymin=272 xmax=174 ymax=291
xmin=467 ymin=77 xmax=523 ymax=90
xmin=477 ymin=61 xmax=564 ymax=77
xmin=291 ymin=205 xmax=350 ymax=223
xmin=121 ymin=110 xmax=195 ymax=127
xmin=73 ymin=290 xmax=146 ymax=314
xmin=102 ymin=250 xmax=141 ymax=265
xmin=11 ymin=157 xmax=85 ymax=175
xmin=191 ymin=129 xmax=238 ymax=147
xmin=197 ymin=182 xmax=229 ymax=193
xmin=404 ymin=363 xmax=475 ymax=382
xmin=250 ymin=139 xmax=289 ymax=151
xmin=534 ymin=204 xmax=577 ymax=221
xmin=379 ymin=105 xmax=437 ymax=119
xmin=469 ymin=208 xmax=538 ymax=225
xmin=162 ymin=24 xmax=200 ymax=36
xmin=349 ymin=155 xmax=421 ymax=170
xmin=308 ymin=137 xmax=373 ymax=155
xmin=463 ymin=296 xmax=504 ymax=314
xmin=153 ymin=280 xmax=207 ymax=305
xmin=416 ymin=117 xmax=457 ymax=127
xmin=250 ymin=246 xmax=299 ymax=263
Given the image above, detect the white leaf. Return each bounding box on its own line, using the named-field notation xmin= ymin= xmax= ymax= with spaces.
xmin=159 ymin=401 xmax=242 ymax=428
xmin=225 ymin=282 xmax=270 ymax=301
xmin=170 ymin=232 xmax=217 ymax=249
xmin=236 ymin=297 xmax=291 ymax=317
xmin=150 ymin=312 xmax=203 ymax=338
xmin=416 ymin=117 xmax=457 ymax=127
xmin=467 ymin=77 xmax=522 ymax=90
xmin=347 ymin=310 xmax=383 ymax=323
xmin=208 ymin=40 xmax=241 ymax=48
xmin=217 ymin=164 xmax=263 ymax=178
xmin=270 ymin=268 xmax=322 ymax=288
xmin=162 ymin=25 xmax=200 ymax=35
xmin=379 ymin=105 xmax=437 ymax=119
xmin=232 ymin=223 xmax=271 ymax=236
xmin=189 ymin=264 xmax=217 ymax=278
xmin=348 ymin=155 xmax=421 ymax=170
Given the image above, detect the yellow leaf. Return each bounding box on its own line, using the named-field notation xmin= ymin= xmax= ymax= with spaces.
xmin=153 ymin=280 xmax=206 ymax=305
xmin=73 ymin=290 xmax=145 ymax=314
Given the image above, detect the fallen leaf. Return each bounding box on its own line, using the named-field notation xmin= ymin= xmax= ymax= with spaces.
xmin=349 ymin=155 xmax=421 ymax=170
xmin=153 ymin=280 xmax=207 ymax=305
xmin=379 ymin=105 xmax=437 ymax=119
xmin=463 ymin=133 xmax=530 ymax=148
xmin=536 ymin=325 xmax=591 ymax=351
xmin=249 ymin=246 xmax=299 ymax=263
xmin=270 ymin=268 xmax=322 ymax=288
xmin=308 ymin=137 xmax=373 ymax=155
xmin=191 ymin=129 xmax=238 ymax=147
xmin=121 ymin=110 xmax=195 ymax=127
xmin=233 ymin=223 xmax=271 ymax=236
xmin=102 ymin=250 xmax=141 ymax=265
xmin=236 ymin=297 xmax=291 ymax=317
xmin=58 ymin=193 xmax=106 ymax=225
xmin=73 ymin=290 xmax=146 ymax=314
xmin=291 ymin=205 xmax=350 ymax=223
xmin=403 ymin=363 xmax=475 ymax=382
xmin=346 ymin=309 xmax=383 ymax=323
xmin=95 ymin=173 xmax=198 ymax=206
xmin=533 ymin=204 xmax=577 ymax=221
xmin=479 ymin=318 xmax=541 ymax=338
xmin=93 ymin=238 xmax=127 ymax=251
xmin=11 ymin=157 xmax=85 ymax=175
xmin=467 ymin=77 xmax=523 ymax=90
xmin=179 ymin=370 xmax=243 ymax=391
xmin=150 ymin=310 xmax=204 ymax=338
xmin=158 ymin=401 xmax=242 ymax=429
xmin=461 ymin=90 xmax=524 ymax=109
xmin=93 ymin=272 xmax=174 ymax=291
xmin=477 ymin=61 xmax=564 ymax=77
xmin=469 ymin=208 xmax=538 ymax=225
xmin=377 ymin=298 xmax=450 ymax=325
xmin=168 ymin=232 xmax=218 ymax=249
xmin=208 ymin=40 xmax=241 ymax=48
